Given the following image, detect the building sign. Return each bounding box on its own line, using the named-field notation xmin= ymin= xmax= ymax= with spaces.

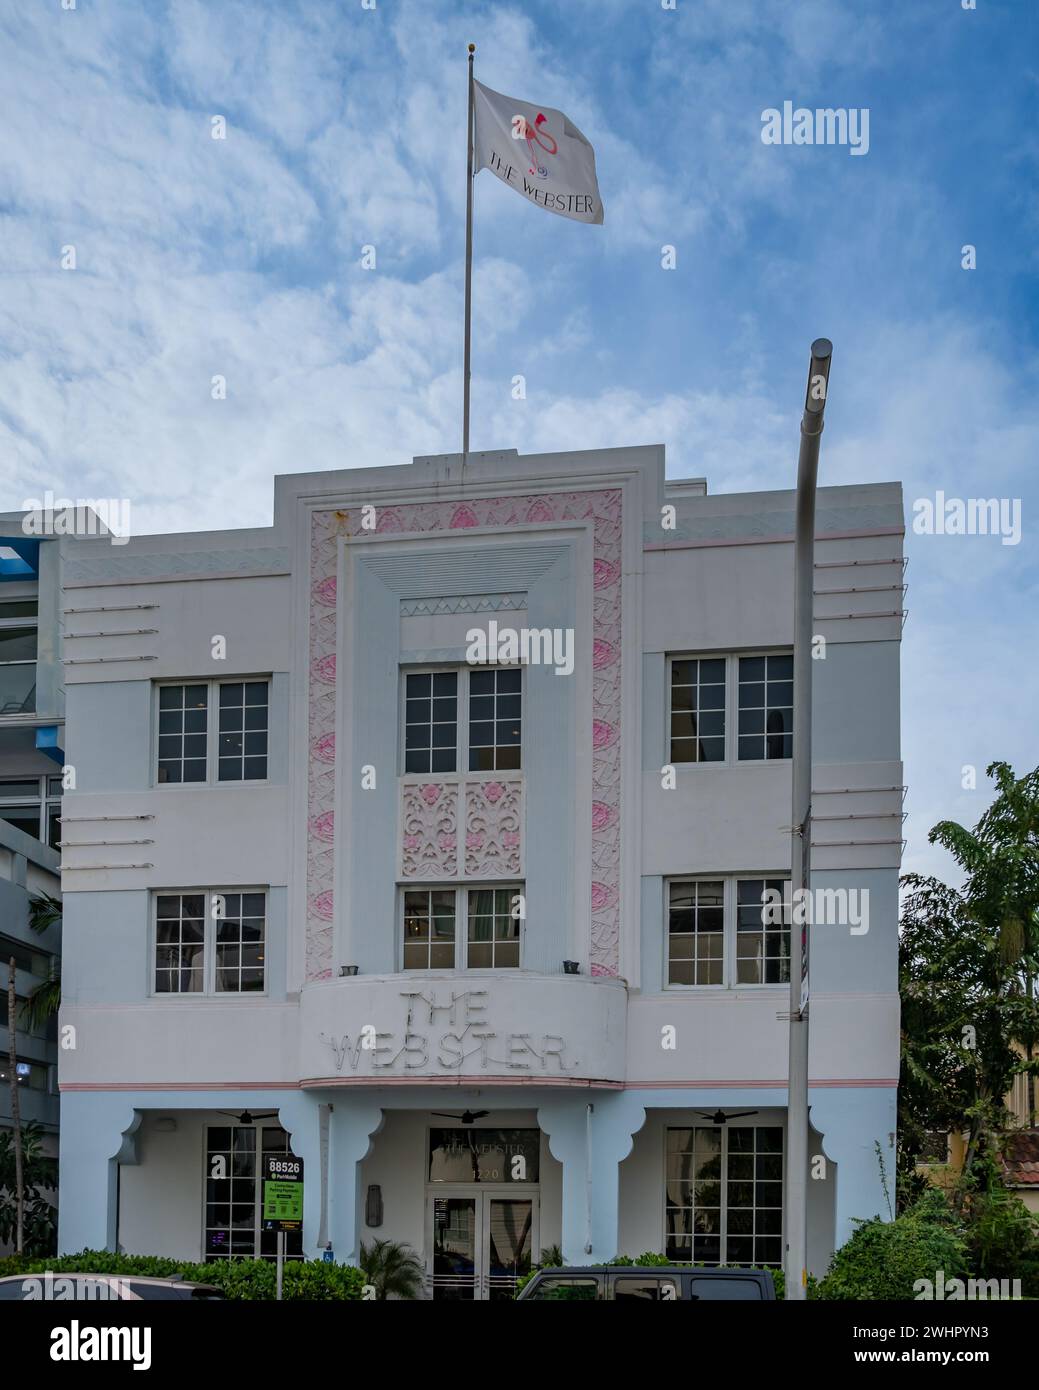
xmin=429 ymin=1129 xmax=540 ymax=1184
xmin=319 ymin=988 xmax=570 ymax=1076
xmin=262 ymin=1153 xmax=303 ymax=1231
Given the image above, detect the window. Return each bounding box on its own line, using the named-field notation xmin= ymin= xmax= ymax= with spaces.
xmin=667 ymin=880 xmax=724 ymax=985
xmin=402 ymin=885 xmax=523 ymax=971
xmin=736 ymin=878 xmax=790 ymax=985
xmin=0 ymin=598 xmax=37 ymax=716
xmin=669 ymin=658 xmax=725 ymax=763
xmin=217 ymin=682 xmax=269 ymax=781
xmin=402 ymin=667 xmax=521 ymax=775
xmin=154 ymin=890 xmax=266 ymax=995
xmin=468 ymin=668 xmax=521 ymax=772
xmin=0 ymin=1054 xmax=48 ymax=1091
xmin=0 ymin=933 xmax=51 ymax=980
xmin=404 ymin=672 xmax=458 ymax=774
xmin=0 ymin=775 xmax=62 ymax=849
xmin=738 ymin=654 xmax=793 ymax=760
xmin=466 ymin=887 xmax=521 ymax=968
xmin=613 ymin=1276 xmax=679 ymax=1301
xmin=157 ymin=679 xmax=269 ymax=784
xmin=666 ymin=877 xmax=789 ymax=988
xmin=204 ymin=1124 xmax=302 ymax=1262
xmin=667 ymin=652 xmax=793 ymax=765
xmin=402 ymin=888 xmax=456 ymax=970
xmin=527 ymin=1276 xmax=599 ymax=1301
xmin=666 ymin=1125 xmax=784 ymax=1267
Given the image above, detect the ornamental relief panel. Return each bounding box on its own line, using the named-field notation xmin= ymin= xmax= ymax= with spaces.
xmin=400 ymin=777 xmax=523 ymax=880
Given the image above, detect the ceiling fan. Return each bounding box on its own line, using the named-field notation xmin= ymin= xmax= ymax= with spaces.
xmin=696 ymin=1109 xmax=758 ymax=1125
xmin=431 ymin=1110 xmax=490 ymax=1125
xmin=218 ymin=1110 xmax=279 ymax=1125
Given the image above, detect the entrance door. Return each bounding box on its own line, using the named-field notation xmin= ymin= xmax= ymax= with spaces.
xmin=429 ymin=1189 xmax=537 ymax=1300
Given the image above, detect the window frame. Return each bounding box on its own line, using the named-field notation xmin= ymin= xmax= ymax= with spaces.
xmin=664 ymin=874 xmax=790 ymax=991
xmin=202 ymin=1121 xmax=304 ymax=1263
xmin=0 ymin=774 xmax=62 ymax=848
xmin=399 ymin=664 xmax=524 ymax=778
xmin=153 ymin=678 xmax=271 ymax=788
xmin=663 ymin=1123 xmax=785 ymax=1269
xmin=666 ymin=650 xmax=794 ymax=768
xmin=399 ymin=881 xmax=524 ymax=972
xmin=151 ymin=887 xmax=268 ymax=999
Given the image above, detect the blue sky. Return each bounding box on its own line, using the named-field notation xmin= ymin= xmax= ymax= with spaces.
xmin=1 ymin=0 xmax=1036 ymax=882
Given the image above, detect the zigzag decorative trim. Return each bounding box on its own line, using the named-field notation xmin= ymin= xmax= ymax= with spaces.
xmin=399 ymin=593 xmax=526 ymax=617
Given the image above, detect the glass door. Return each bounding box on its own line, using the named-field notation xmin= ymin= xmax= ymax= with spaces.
xmin=431 ymin=1195 xmax=479 ymax=1299
xmin=428 ymin=1189 xmax=537 ymax=1300
xmin=483 ymin=1197 xmax=533 ymax=1301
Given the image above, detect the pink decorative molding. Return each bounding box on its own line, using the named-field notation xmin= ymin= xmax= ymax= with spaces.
xmin=400 ymin=782 xmax=459 ymax=880
xmin=464 ymin=778 xmax=522 ymax=878
xmin=306 ymin=489 xmax=623 ymax=980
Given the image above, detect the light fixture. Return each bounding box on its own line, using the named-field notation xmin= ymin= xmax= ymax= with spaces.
xmin=563 ymin=960 xmax=580 ymax=974
xmin=366 ymin=1185 xmax=383 ymax=1228
xmin=339 ymin=964 xmax=359 ymax=977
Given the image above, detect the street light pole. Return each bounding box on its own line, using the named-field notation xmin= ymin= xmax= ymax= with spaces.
xmin=783 ymin=338 xmax=832 ymax=1301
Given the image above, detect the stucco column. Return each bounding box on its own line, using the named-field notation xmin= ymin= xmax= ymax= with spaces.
xmin=326 ymin=1098 xmax=384 ymax=1265
xmin=277 ymin=1093 xmax=327 ymax=1261
xmin=538 ymin=1093 xmax=645 ymax=1263
xmin=58 ymin=1094 xmax=140 ymax=1254
xmin=810 ymin=1086 xmax=898 ymax=1248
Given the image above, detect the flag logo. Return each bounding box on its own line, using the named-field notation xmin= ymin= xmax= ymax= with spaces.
xmin=517 ymin=113 xmax=558 ymax=179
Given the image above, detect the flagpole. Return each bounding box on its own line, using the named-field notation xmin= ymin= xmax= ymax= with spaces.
xmin=462 ymin=42 xmax=475 ymax=463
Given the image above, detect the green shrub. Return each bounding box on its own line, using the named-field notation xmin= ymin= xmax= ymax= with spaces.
xmin=815 ymin=1191 xmax=969 ymax=1300
xmin=963 ymin=1189 xmax=1039 ymax=1296
xmin=0 ymin=1249 xmax=366 ymax=1300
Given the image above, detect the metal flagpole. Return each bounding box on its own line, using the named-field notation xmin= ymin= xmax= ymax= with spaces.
xmin=462 ymin=43 xmax=476 ymax=463
xmin=783 ymin=338 xmax=832 ymax=1301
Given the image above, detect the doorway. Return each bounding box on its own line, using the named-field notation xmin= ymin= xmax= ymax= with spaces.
xmin=428 ymin=1188 xmax=538 ymax=1300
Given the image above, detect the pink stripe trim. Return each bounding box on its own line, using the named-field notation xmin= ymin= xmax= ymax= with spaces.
xmin=61 ymin=1076 xmax=896 ymax=1092
xmin=645 ymin=526 xmax=904 ymax=553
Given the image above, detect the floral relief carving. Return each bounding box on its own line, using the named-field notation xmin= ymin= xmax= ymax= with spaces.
xmin=307 ymin=488 xmax=624 ymax=981
xmin=464 ymin=779 xmax=523 ymax=878
xmin=400 ymin=782 xmax=459 ymax=880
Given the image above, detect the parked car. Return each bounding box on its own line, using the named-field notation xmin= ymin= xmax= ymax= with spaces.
xmin=516 ymin=1266 xmax=776 ymax=1301
xmin=0 ymin=1273 xmax=224 ymax=1301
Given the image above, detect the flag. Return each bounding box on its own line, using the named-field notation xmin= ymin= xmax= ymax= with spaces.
xmin=472 ymin=79 xmax=604 ymax=224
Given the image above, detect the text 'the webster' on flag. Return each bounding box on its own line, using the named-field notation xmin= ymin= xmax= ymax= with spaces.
xmin=472 ymin=79 xmax=604 ymax=224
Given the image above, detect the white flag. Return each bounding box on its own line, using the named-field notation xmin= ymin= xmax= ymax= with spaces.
xmin=472 ymin=79 xmax=604 ymax=225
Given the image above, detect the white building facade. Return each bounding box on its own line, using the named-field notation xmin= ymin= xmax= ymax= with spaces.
xmin=57 ymin=445 xmax=903 ymax=1296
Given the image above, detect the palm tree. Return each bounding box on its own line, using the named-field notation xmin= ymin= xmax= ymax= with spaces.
xmin=359 ymin=1238 xmax=425 ymax=1300
xmin=23 ymin=893 xmax=61 ymax=1033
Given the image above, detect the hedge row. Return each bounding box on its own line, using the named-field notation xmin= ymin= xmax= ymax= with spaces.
xmin=0 ymin=1249 xmax=367 ymax=1300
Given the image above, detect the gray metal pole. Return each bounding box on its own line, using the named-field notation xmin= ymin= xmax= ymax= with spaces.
xmin=462 ymin=44 xmax=476 ymax=463
xmin=783 ymin=338 xmax=832 ymax=1301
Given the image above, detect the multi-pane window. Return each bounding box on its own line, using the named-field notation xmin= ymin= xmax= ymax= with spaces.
xmin=666 ymin=1125 xmax=784 ymax=1267
xmin=737 ymin=655 xmax=793 ymax=760
xmin=0 ymin=776 xmax=62 ymax=849
xmin=155 ymin=893 xmax=205 ymax=993
xmin=404 ymin=672 xmax=458 ymax=774
xmin=218 ymin=682 xmax=269 ymax=781
xmin=669 ymin=659 xmax=725 ymax=763
xmin=154 ymin=890 xmax=266 ymax=995
xmin=466 ymin=887 xmax=520 ymax=968
xmin=204 ymin=1124 xmax=303 ymax=1262
xmin=0 ymin=597 xmax=37 ymax=717
xmin=403 ymin=885 xmax=523 ymax=971
xmin=667 ymin=880 xmax=724 ymax=985
xmin=736 ymin=878 xmax=790 ymax=985
xmin=157 ymin=679 xmax=270 ymax=784
xmin=157 ymin=684 xmax=208 ymax=783
xmin=402 ymin=668 xmax=522 ymax=775
xmin=468 ymin=668 xmax=521 ymax=772
xmin=403 ymin=889 xmax=457 ymax=969
xmin=666 ymin=876 xmax=790 ymax=988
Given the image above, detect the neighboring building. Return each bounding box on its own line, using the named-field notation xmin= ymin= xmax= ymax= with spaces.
xmin=0 ymin=518 xmax=65 ymax=1237
xmin=57 ymin=446 xmax=904 ymax=1295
